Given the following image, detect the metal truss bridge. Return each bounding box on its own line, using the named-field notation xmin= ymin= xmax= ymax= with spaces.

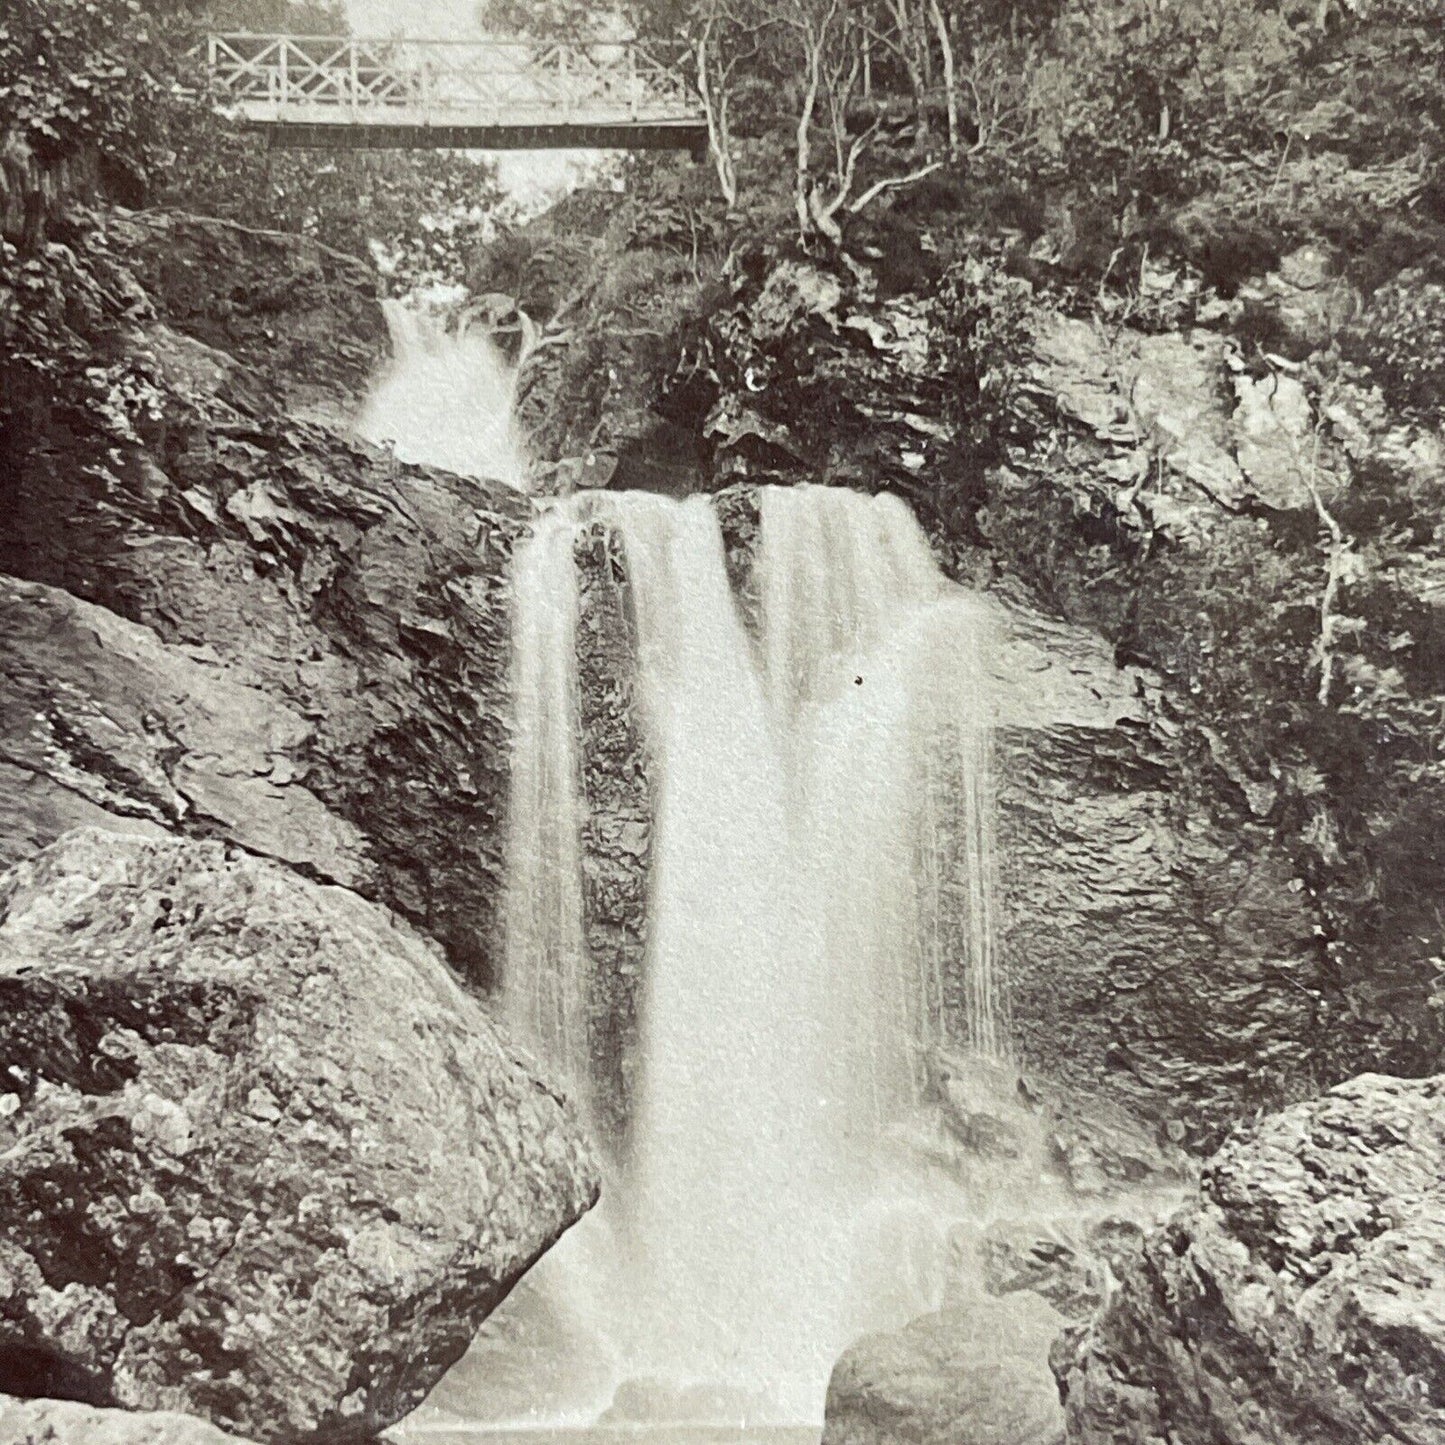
xmin=206 ymin=34 xmax=708 ymax=153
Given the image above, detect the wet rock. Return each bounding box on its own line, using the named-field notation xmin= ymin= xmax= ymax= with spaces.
xmin=823 ymin=1294 xmax=1066 ymax=1445
xmin=970 ymin=1217 xmax=1147 ymax=1323
xmin=927 ymin=1052 xmax=1034 ymax=1163
xmin=1043 ymin=1096 xmax=1188 ymax=1197
xmin=575 ymin=526 xmax=651 ymax=1146
xmin=0 ymin=1395 xmax=255 ymax=1444
xmin=976 ymin=1228 xmax=1099 ymax=1322
xmin=0 ymin=830 xmax=599 ymax=1443
xmin=1057 ymin=1073 xmax=1445 ymax=1445
xmin=985 ymin=602 xmax=1323 ymax=1150
xmin=600 ymin=1377 xmax=775 ymax=1425
xmin=106 ymin=211 xmax=387 ymax=424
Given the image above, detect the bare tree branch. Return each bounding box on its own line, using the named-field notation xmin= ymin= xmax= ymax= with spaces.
xmin=847 ymin=156 xmax=943 ymax=212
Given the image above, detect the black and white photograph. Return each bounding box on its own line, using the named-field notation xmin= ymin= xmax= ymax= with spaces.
xmin=1 ymin=0 xmax=1442 ymax=1441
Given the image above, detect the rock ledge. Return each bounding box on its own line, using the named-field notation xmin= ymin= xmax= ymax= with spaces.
xmin=1058 ymin=1073 xmax=1445 ymax=1445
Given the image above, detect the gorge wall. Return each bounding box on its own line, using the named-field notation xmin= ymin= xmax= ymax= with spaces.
xmin=1 ymin=196 xmax=1336 ymax=1155
xmin=0 ymin=208 xmax=530 ymax=985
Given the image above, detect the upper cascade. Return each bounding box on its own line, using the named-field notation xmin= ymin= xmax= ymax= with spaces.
xmin=357 ymin=298 xmax=533 ymax=487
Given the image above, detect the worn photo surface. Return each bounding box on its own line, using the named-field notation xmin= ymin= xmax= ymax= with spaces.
xmin=2 ymin=0 xmax=1442 ymax=1442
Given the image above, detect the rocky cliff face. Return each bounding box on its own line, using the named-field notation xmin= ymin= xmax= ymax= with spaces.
xmin=1057 ymin=1073 xmax=1445 ymax=1445
xmin=0 ymin=199 xmax=624 ymax=1443
xmin=0 ymin=830 xmax=598 ymax=1443
xmin=987 ymin=607 xmax=1323 ymax=1148
xmin=0 ymin=207 xmax=531 ymax=987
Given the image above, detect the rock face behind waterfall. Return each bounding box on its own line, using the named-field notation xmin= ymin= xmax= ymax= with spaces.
xmin=0 ymin=830 xmax=599 ymax=1443
xmin=987 ymin=608 xmax=1322 ymax=1149
xmin=1057 ymin=1074 xmax=1445 ymax=1445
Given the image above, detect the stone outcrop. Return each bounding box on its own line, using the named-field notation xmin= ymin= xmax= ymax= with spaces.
xmin=1057 ymin=1073 xmax=1445 ymax=1445
xmin=0 ymin=1395 xmax=255 ymax=1445
xmin=985 ymin=603 xmax=1323 ymax=1148
xmin=575 ymin=525 xmax=650 ymax=1144
xmin=106 ymin=211 xmax=388 ymax=425
xmin=966 ymin=1216 xmax=1147 ymax=1325
xmin=0 ymin=208 xmax=533 ymax=987
xmin=822 ymin=1294 xmax=1067 ymax=1445
xmin=0 ymin=830 xmax=599 ymax=1443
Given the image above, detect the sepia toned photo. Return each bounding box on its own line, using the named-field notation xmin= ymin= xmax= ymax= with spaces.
xmin=1 ymin=0 xmax=1442 ymax=1442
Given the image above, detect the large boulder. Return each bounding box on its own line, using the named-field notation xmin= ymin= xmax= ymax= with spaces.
xmin=0 ymin=1395 xmax=255 ymax=1445
xmin=0 ymin=830 xmax=599 ymax=1443
xmin=1057 ymin=1073 xmax=1445 ymax=1445
xmin=822 ymin=1294 xmax=1066 ymax=1445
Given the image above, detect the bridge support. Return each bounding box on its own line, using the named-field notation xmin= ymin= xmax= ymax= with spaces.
xmin=259 ymin=120 xmax=709 ymax=159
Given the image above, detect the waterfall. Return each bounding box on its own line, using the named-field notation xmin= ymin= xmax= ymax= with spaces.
xmin=498 ymin=482 xmax=1002 ymax=1424
xmin=502 ymin=506 xmax=591 ymax=1110
xmin=357 ymin=299 xmax=531 ymax=486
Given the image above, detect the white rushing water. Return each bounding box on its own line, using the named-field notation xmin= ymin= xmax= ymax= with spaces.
xmin=496 ymin=483 xmax=1003 ymax=1426
xmin=357 ymin=299 xmax=532 ymax=486
xmin=502 ymin=507 xmax=590 ymax=1109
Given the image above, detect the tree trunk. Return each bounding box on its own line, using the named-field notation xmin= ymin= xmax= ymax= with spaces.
xmin=695 ymin=35 xmax=738 ymax=210
xmin=928 ymin=0 xmax=959 ymax=158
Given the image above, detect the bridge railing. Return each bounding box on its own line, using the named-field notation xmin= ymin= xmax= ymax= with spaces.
xmin=206 ymin=34 xmax=703 ymax=128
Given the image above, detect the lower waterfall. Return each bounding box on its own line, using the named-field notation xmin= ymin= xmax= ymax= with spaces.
xmin=495 ymin=482 xmax=1003 ymax=1425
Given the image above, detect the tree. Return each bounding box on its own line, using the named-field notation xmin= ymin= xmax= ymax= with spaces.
xmin=473 ymin=0 xmax=611 ymax=36
xmin=862 ymin=0 xmax=933 ymax=141
xmin=779 ymin=0 xmax=942 ymax=244
xmin=687 ymin=0 xmax=783 ymax=209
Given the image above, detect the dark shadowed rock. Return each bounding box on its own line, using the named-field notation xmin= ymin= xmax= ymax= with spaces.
xmin=1057 ymin=1073 xmax=1445 ymax=1445
xmin=575 ymin=524 xmax=651 ymax=1145
xmin=0 ymin=830 xmax=599 ymax=1443
xmin=106 ymin=210 xmax=388 ymax=424
xmin=0 ymin=208 xmax=535 ymax=988
xmin=0 ymin=1394 xmax=255 ymax=1444
xmin=986 ymin=605 xmax=1323 ymax=1150
xmin=823 ymin=1294 xmax=1066 ymax=1445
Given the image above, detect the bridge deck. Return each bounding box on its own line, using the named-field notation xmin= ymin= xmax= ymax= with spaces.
xmin=208 ymin=34 xmax=708 ymax=153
